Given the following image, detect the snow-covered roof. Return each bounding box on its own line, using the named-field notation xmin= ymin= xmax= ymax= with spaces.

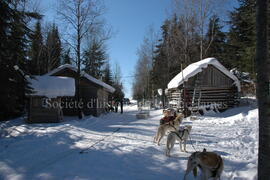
xmin=28 ymin=76 xmax=75 ymax=98
xmin=167 ymin=57 xmax=241 ymax=91
xmin=46 ymin=64 xmax=115 ymax=93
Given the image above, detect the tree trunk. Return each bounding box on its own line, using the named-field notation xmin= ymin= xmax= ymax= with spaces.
xmin=77 ymin=2 xmax=82 ymax=119
xmin=256 ymin=0 xmax=270 ymax=179
xmin=162 ymin=88 xmax=166 ymax=109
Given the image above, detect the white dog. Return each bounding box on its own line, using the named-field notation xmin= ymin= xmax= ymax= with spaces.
xmin=183 ymin=149 xmax=224 ymax=180
xmin=166 ymin=125 xmax=192 ymax=156
xmin=154 ymin=113 xmax=184 ymax=146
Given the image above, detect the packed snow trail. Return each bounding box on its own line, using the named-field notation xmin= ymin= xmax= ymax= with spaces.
xmin=0 ymin=105 xmax=258 ymax=180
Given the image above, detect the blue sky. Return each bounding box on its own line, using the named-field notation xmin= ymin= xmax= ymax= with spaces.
xmin=104 ymin=0 xmax=171 ymax=98
xmin=41 ymin=0 xmax=237 ymax=99
xmin=41 ymin=0 xmax=171 ymax=99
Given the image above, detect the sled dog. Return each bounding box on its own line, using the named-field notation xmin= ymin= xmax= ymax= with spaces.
xmin=183 ymin=149 xmax=224 ymax=180
xmin=166 ymin=125 xmax=192 ymax=156
xmin=154 ymin=113 xmax=184 ymax=145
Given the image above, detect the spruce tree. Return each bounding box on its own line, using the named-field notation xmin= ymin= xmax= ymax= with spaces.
xmin=151 ymin=20 xmax=170 ymax=92
xmin=103 ymin=62 xmax=113 ymax=85
xmin=151 ymin=36 xmax=169 ymax=107
xmin=112 ymin=63 xmax=124 ymax=102
xmin=46 ymin=24 xmax=62 ymax=72
xmin=227 ymin=0 xmax=256 ymax=75
xmin=29 ymin=20 xmax=44 ymax=75
xmin=63 ymin=49 xmax=72 ymax=65
xmin=82 ymin=39 xmax=106 ymax=79
xmin=0 ymin=1 xmax=40 ymax=120
xmin=205 ymin=15 xmax=228 ymax=67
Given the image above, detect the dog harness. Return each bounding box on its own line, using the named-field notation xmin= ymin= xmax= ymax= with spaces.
xmin=160 ymin=116 xmax=175 ymax=125
xmin=171 ymin=129 xmax=188 ymax=140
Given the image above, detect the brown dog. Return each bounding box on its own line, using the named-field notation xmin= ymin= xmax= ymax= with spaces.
xmin=183 ymin=149 xmax=224 ymax=180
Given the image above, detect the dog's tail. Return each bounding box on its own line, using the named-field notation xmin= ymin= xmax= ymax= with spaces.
xmin=213 ymin=155 xmax=224 ymax=179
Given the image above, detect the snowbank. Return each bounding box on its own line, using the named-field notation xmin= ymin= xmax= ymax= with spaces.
xmin=46 ymin=64 xmax=115 ymax=93
xmin=28 ymin=76 xmax=75 ymax=98
xmin=0 ymin=105 xmax=258 ymax=179
xmin=167 ymin=57 xmax=241 ymax=91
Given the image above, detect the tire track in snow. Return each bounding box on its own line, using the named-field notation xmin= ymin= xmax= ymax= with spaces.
xmin=27 ymin=108 xmax=137 ymax=174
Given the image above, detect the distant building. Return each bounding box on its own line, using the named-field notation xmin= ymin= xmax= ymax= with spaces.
xmin=46 ymin=64 xmax=115 ymax=117
xmin=27 ymin=76 xmax=75 ymax=123
xmin=123 ymin=98 xmax=130 ymax=105
xmin=167 ymin=58 xmax=240 ymax=115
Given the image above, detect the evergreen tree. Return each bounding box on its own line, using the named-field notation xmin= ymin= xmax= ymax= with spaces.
xmin=82 ymin=39 xmax=106 ymax=79
xmin=45 ymin=24 xmax=62 ymax=72
xmin=62 ymin=49 xmax=72 ymax=65
xmin=151 ymin=21 xmax=171 ymax=107
xmin=132 ymin=36 xmax=154 ymax=101
xmin=103 ymin=62 xmax=113 ymax=86
xmin=227 ymin=0 xmax=256 ymax=75
xmin=29 ymin=20 xmax=45 ymax=75
xmin=150 ymin=17 xmax=200 ymax=97
xmin=0 ymin=0 xmax=40 ymax=120
xmin=151 ymin=20 xmax=171 ymax=91
xmin=112 ymin=63 xmax=124 ymax=102
xmin=205 ymin=15 xmax=228 ymax=67
xmin=102 ymin=62 xmax=113 ymax=102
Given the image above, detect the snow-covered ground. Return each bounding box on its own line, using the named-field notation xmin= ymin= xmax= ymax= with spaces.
xmin=0 ymin=105 xmax=258 ymax=180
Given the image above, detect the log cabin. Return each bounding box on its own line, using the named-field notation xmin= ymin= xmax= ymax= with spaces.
xmin=27 ymin=76 xmax=75 ymax=123
xmin=46 ymin=64 xmax=115 ymax=117
xmin=167 ymin=58 xmax=241 ymax=115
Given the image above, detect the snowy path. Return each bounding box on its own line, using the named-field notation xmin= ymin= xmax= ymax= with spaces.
xmin=0 ymin=105 xmax=258 ymax=180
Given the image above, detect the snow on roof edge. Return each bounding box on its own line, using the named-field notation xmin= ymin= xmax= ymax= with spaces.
xmin=28 ymin=76 xmax=75 ymax=98
xmin=167 ymin=57 xmax=241 ymax=92
xmin=46 ymin=64 xmax=115 ymax=93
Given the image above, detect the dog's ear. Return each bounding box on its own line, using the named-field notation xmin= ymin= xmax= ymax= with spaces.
xmin=203 ymin=148 xmax=207 ymax=152
xmin=192 ymin=166 xmax=197 ymax=177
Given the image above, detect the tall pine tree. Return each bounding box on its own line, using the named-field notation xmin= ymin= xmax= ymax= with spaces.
xmin=29 ymin=20 xmax=45 ymax=75
xmin=0 ymin=1 xmax=40 ymax=120
xmin=82 ymin=39 xmax=106 ymax=79
xmin=45 ymin=24 xmax=62 ymax=72
xmin=112 ymin=63 xmax=124 ymax=102
xmin=227 ymin=0 xmax=256 ymax=75
xmin=103 ymin=62 xmax=113 ymax=85
xmin=205 ymin=15 xmax=228 ymax=67
xmin=62 ymin=48 xmax=72 ymax=65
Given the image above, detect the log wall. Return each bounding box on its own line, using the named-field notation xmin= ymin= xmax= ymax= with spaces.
xmin=168 ymin=65 xmax=239 ymax=112
xmin=51 ymin=68 xmax=110 ymax=117
xmin=28 ymin=97 xmax=62 ymax=123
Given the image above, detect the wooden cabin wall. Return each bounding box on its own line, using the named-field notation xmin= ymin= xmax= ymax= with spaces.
xmin=50 ymin=68 xmax=110 ymax=117
xmin=61 ymin=97 xmax=77 ymax=116
xmin=185 ymin=65 xmax=234 ymax=89
xmin=185 ymin=87 xmax=238 ymax=108
xmin=96 ymin=89 xmax=109 ymax=116
xmin=28 ymin=97 xmax=62 ymax=123
xmin=50 ymin=68 xmax=79 ymax=115
xmin=80 ymin=79 xmax=99 ymax=116
xmin=168 ymin=65 xmax=239 ymax=111
xmin=169 ymin=87 xmax=238 ymax=111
